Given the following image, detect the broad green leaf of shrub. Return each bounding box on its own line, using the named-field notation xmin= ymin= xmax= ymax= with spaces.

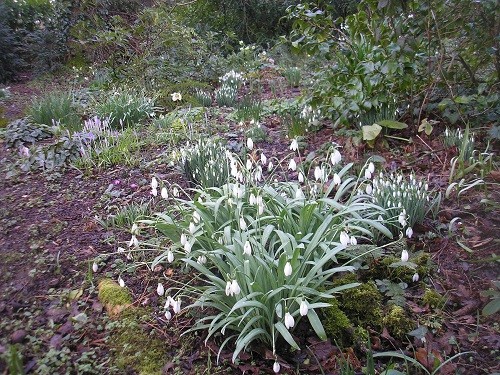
xmin=362 ymin=123 xmax=382 ymax=141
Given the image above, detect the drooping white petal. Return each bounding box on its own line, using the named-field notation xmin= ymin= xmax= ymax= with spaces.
xmin=284 ymin=262 xmax=292 ymax=277
xmin=247 ymin=138 xmax=254 ymax=150
xmin=157 ymin=283 xmax=165 ymax=296
xmin=230 ymin=279 xmax=241 ymax=295
xmin=167 ymin=250 xmax=174 ymax=263
xmin=288 ymin=158 xmax=297 ymax=171
xmin=412 ymin=273 xmax=419 ymax=282
xmin=180 ymin=233 xmax=187 ymax=246
xmin=284 ymin=312 xmax=295 ymax=329
xmin=243 ymin=241 xmax=252 ymax=256
xmin=350 ymin=236 xmax=357 ymax=245
xmin=298 ymin=172 xmax=304 ymax=183
xmin=225 ymin=281 xmax=232 ymax=296
xmin=273 ymin=361 xmax=281 ymax=373
xmin=401 ymin=249 xmax=409 ymax=262
xmin=339 ymin=231 xmax=349 ymax=246
xmin=290 ymin=139 xmax=298 ymax=151
xmin=300 ymin=300 xmax=308 ymax=316
xmin=92 ymin=262 xmax=98 ymax=273
xmin=406 ymin=227 xmax=413 ymax=238
xmin=118 ymin=276 xmax=125 ymax=288
xmin=161 ymin=187 xmax=168 ymax=199
xmin=330 ymin=149 xmax=341 ymax=165
xmin=260 ymin=153 xmax=267 ymax=165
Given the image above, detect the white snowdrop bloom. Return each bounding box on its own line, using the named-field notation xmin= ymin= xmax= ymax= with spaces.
xmin=193 ymin=211 xmax=201 ymax=224
xmin=364 ymin=169 xmax=372 ymax=179
xmin=151 ymin=177 xmax=158 ymax=190
xmin=368 ymin=162 xmax=375 ymax=174
xmin=92 ymin=262 xmax=98 ymax=273
xmin=118 ymin=276 xmax=125 ymax=288
xmin=254 ymin=166 xmax=263 ymax=182
xmin=173 ymin=187 xmax=179 ymax=197
xmin=246 ymin=158 xmax=253 ymax=170
xmin=290 ymin=138 xmax=299 ymax=151
xmin=412 ymin=273 xmax=419 ymax=282
xmin=157 ymin=283 xmax=165 ymax=296
xmin=129 ymin=235 xmax=139 ymax=248
xmin=330 ymin=149 xmax=341 ymax=165
xmin=131 ymin=223 xmax=139 ymax=235
xmin=172 ymin=298 xmax=181 ymax=313
xmin=425 ymin=183 xmax=429 ymax=191
xmin=167 ymin=250 xmax=174 ymax=263
xmin=298 ymin=172 xmax=304 ymax=183
xmin=273 ymin=361 xmax=281 ymax=373
xmin=240 ymin=218 xmax=247 ymax=230
xmin=225 ymin=281 xmax=232 ymax=296
xmin=333 ymin=173 xmax=341 ymax=186
xmin=339 ymin=231 xmax=350 ymax=246
xmin=164 ymin=310 xmax=172 ymax=320
xmin=268 ymin=161 xmax=274 ymax=171
xmin=197 ymin=255 xmax=207 ymax=264
xmin=350 ymin=236 xmax=357 ymax=245
xmin=171 ymin=92 xmax=182 ymax=101
xmin=230 ymin=279 xmax=241 ymax=295
xmin=161 ymin=187 xmax=168 ymax=199
xmin=258 ymin=202 xmax=264 ymax=215
xmin=314 ymin=166 xmax=322 ymax=181
xmin=365 ymin=184 xmax=373 ymax=195
xmin=284 ymin=262 xmax=292 ymax=277
xmin=261 ymin=153 xmax=267 ymax=165
xmin=180 ymin=233 xmax=187 ymax=246
xmin=117 ymin=247 xmax=125 ymax=254
xmin=401 ymin=249 xmax=409 ymax=262
xmin=237 ymin=171 xmax=244 ymax=183
xmin=184 ymin=241 xmax=192 ymax=254
xmin=295 ymin=188 xmax=304 ymax=199
xmin=284 ymin=312 xmax=295 ymax=329
xmin=300 ymin=300 xmax=309 ymax=316
xmin=288 ymin=158 xmax=297 ymax=171
xmin=243 ymin=241 xmax=252 ymax=256
xmin=247 ymin=137 xmax=254 ymax=150
xmin=398 ymin=212 xmax=407 ymax=227
xmin=249 ymin=193 xmax=257 ymax=205
xmin=406 ymin=227 xmax=413 ymax=238
xmin=189 ymin=222 xmax=196 ymax=234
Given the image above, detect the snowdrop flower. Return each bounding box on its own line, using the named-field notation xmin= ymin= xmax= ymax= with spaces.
xmin=151 ymin=177 xmax=158 ymax=196
xmin=268 ymin=161 xmax=273 ymax=171
xmin=197 ymin=255 xmax=207 ymax=264
xmin=406 ymin=227 xmax=413 ymax=238
xmin=284 ymin=262 xmax=292 ymax=277
xmin=230 ymin=280 xmax=241 ymax=295
xmin=261 ymin=153 xmax=267 ymax=165
xmin=243 ymin=241 xmax=252 ymax=256
xmin=164 ymin=310 xmax=172 ymax=320
xmin=172 ymin=298 xmax=181 ymax=313
xmin=180 ymin=233 xmax=187 ymax=246
xmin=189 ymin=222 xmax=196 ymax=234
xmin=339 ymin=231 xmax=350 ymax=246
xmin=193 ymin=211 xmax=201 ymax=224
xmin=300 ymin=300 xmax=309 ymax=316
xmin=131 ymin=223 xmax=138 ymax=235
xmin=365 ymin=184 xmax=373 ymax=195
xmin=225 ymin=281 xmax=232 ymax=296
xmin=298 ymin=172 xmax=304 ymax=183
xmin=273 ymin=361 xmax=281 ymax=373
xmin=398 ymin=212 xmax=407 ymax=227
xmin=284 ymin=312 xmax=295 ymax=329
xmin=118 ymin=276 xmax=125 ymax=288
xmin=368 ymin=162 xmax=375 ymax=174
xmin=233 ymin=184 xmax=244 ymax=199
xmin=412 ymin=273 xmax=419 ymax=282
xmin=173 ymin=187 xmax=179 ymax=197
xmin=290 ymin=138 xmax=299 ymax=151
xmin=364 ymin=169 xmax=372 ymax=179
xmin=128 ymin=235 xmax=139 ymax=248
xmin=157 ymin=283 xmax=165 ymax=296
xmin=161 ymin=187 xmax=168 ymax=199
xmin=247 ymin=137 xmax=254 ymax=150
xmin=249 ymin=193 xmax=257 ymax=205
xmin=171 ymin=92 xmax=182 ymax=101
xmin=19 ymin=145 xmax=30 ymax=157
xmin=350 ymin=236 xmax=357 ymax=245
xmin=167 ymin=250 xmax=174 ymax=263
xmin=184 ymin=241 xmax=192 ymax=254
xmin=288 ymin=158 xmax=297 ymax=171
xmin=254 ymin=166 xmax=263 ymax=182
xmin=240 ymin=218 xmax=247 ymax=230
xmin=314 ymin=166 xmax=322 ymax=181
xmin=258 ymin=202 xmax=264 ymax=215
xmin=117 ymin=247 xmax=125 ymax=254
xmin=92 ymin=262 xmax=98 ymax=272
xmin=246 ymin=158 xmax=253 ymax=170
xmin=330 ymin=149 xmax=341 ymax=165
xmin=401 ymin=249 xmax=409 ymax=262
xmin=333 ymin=173 xmax=341 ymax=186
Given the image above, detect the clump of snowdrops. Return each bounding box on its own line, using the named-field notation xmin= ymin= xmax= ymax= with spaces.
xmin=127 ymin=139 xmax=397 ymax=369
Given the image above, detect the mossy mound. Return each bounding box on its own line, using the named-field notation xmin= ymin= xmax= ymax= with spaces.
xmin=323 ymin=298 xmax=351 ymax=342
xmin=98 ymin=278 xmax=133 ymax=316
xmin=422 ymin=288 xmax=446 ymax=310
xmin=382 ymin=305 xmax=415 ymax=339
xmin=365 ymin=252 xmax=432 ymax=283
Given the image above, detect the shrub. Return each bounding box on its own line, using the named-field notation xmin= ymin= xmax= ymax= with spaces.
xmin=27 ymin=92 xmax=81 ymax=130
xmin=93 ymin=91 xmax=155 ymax=129
xmin=134 ymin=143 xmax=392 ymax=363
xmin=4 ymin=117 xmax=53 ymax=148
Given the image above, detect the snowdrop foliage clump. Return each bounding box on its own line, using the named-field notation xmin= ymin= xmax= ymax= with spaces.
xmin=136 ymin=143 xmax=394 ymax=365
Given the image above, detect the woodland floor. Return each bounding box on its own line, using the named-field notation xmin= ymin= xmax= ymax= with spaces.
xmin=0 ymin=75 xmax=499 ymax=374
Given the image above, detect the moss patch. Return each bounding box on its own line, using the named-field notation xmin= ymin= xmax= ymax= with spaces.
xmin=422 ymin=288 xmax=446 ymax=310
xmin=365 ymin=252 xmax=432 ymax=283
xmin=382 ymin=305 xmax=415 ymax=339
xmin=323 ymin=298 xmax=352 ymax=343
xmin=98 ymin=278 xmax=133 ymax=306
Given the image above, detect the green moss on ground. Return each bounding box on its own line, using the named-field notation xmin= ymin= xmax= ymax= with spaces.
xmin=382 ymin=305 xmax=415 ymax=339
xmin=98 ymin=279 xmax=132 ymax=306
xmin=422 ymin=288 xmax=446 ymax=310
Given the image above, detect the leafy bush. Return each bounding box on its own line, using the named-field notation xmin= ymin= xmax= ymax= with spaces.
xmin=4 ymin=117 xmax=53 ymax=148
xmin=0 ymin=3 xmax=23 ymax=83
xmin=93 ymin=91 xmax=155 ymax=129
xmin=133 ymin=143 xmax=392 ymax=364
xmin=27 ymin=92 xmax=81 ymax=130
